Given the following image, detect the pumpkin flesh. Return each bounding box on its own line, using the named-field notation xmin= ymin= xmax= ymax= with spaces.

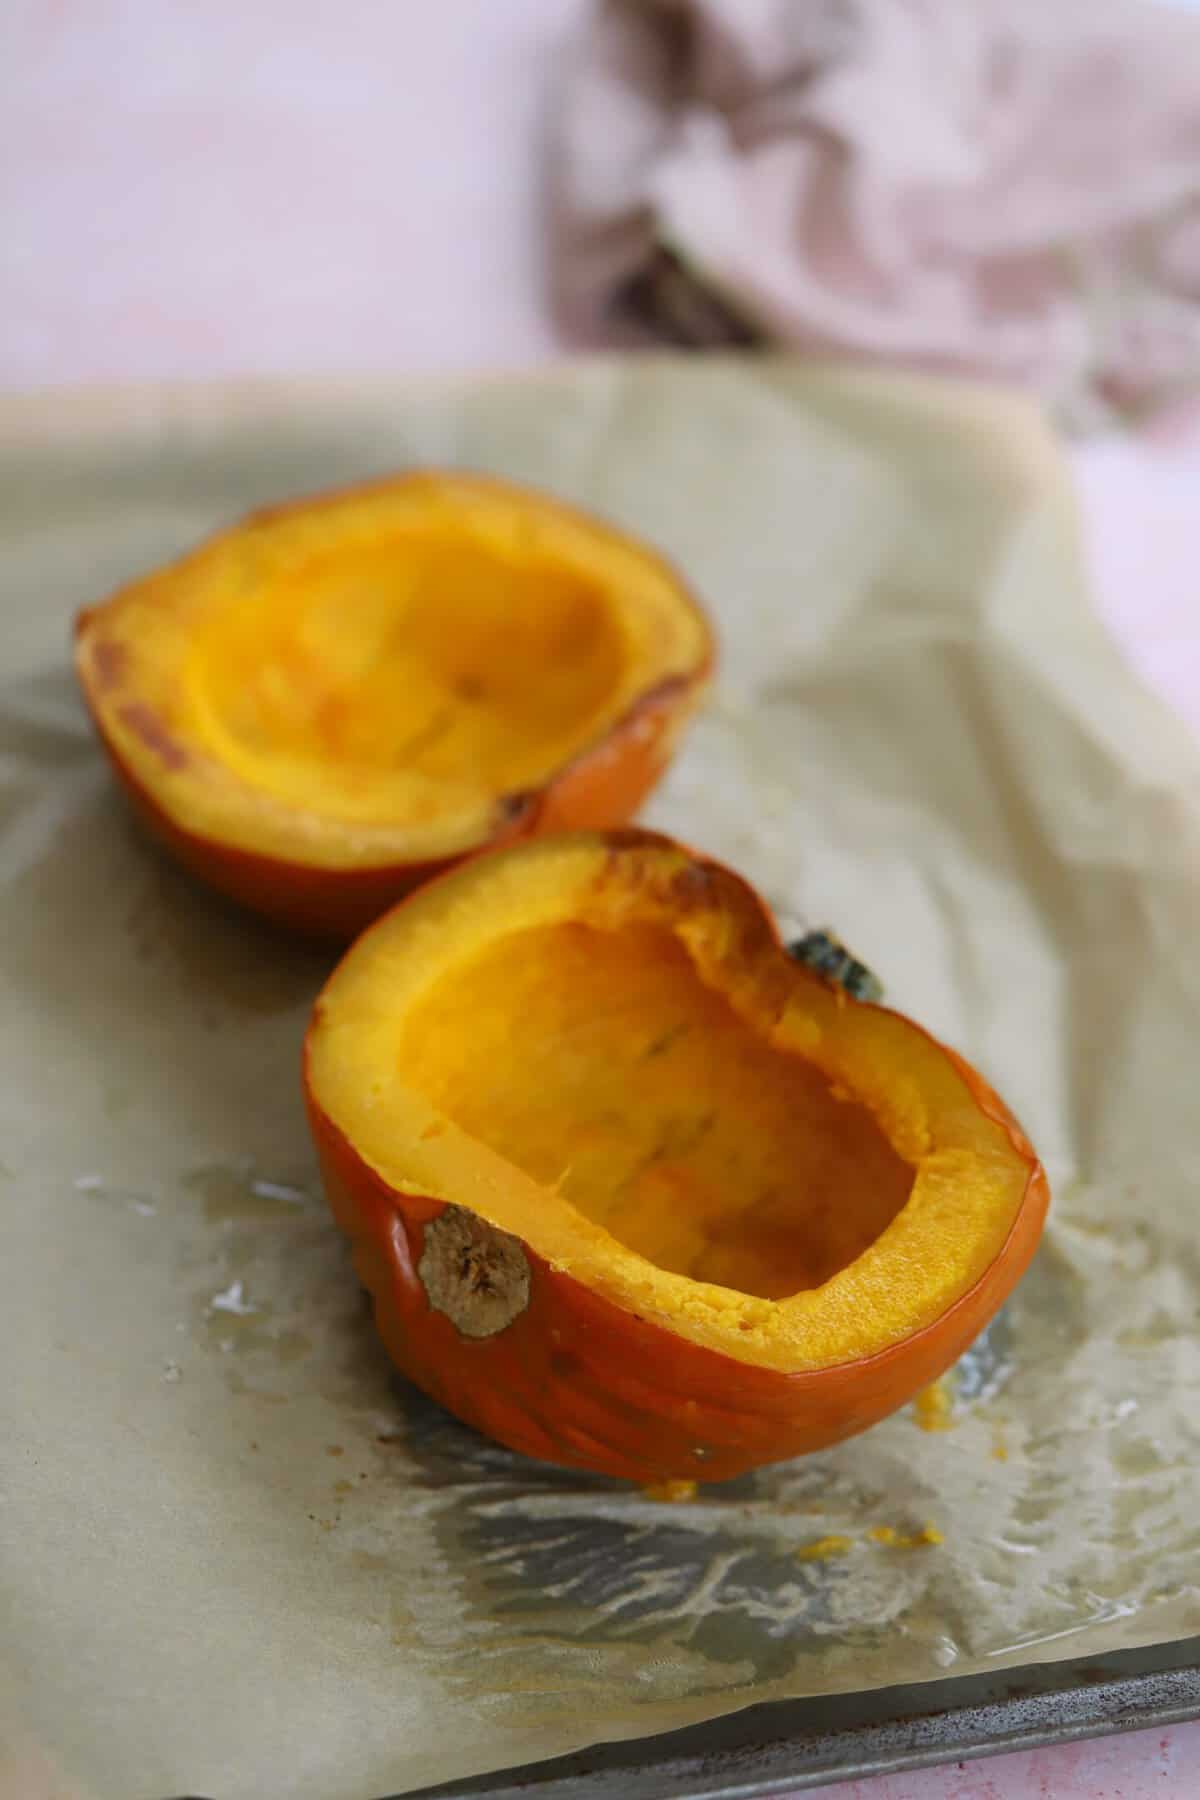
xmin=75 ymin=477 xmax=711 ymax=936
xmin=398 ymin=917 xmax=915 ymax=1304
xmin=305 ymin=832 xmax=1048 ymax=1479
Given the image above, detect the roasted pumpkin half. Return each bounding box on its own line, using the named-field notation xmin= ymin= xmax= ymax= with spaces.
xmin=74 ymin=475 xmax=712 ymax=938
xmin=305 ymin=829 xmax=1049 ymax=1483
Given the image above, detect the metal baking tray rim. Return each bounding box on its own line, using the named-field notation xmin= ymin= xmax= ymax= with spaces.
xmin=399 ymin=1633 xmax=1200 ymax=1799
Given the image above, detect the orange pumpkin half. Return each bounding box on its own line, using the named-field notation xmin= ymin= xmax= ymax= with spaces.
xmin=304 ymin=830 xmax=1049 ymax=1484
xmin=74 ymin=475 xmax=712 ymax=938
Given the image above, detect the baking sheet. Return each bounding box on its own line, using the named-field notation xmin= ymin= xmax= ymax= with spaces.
xmin=410 ymin=1635 xmax=1200 ymax=1798
xmin=1 ymin=358 xmax=1198 ymax=1800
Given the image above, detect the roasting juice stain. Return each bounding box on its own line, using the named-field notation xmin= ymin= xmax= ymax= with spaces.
xmin=384 ymin=1250 xmax=1093 ymax=1691
xmin=184 ymin=1161 xmax=314 ymax=1225
xmin=173 ymin=1095 xmax=1106 ymax=1697
xmin=182 ymin=1143 xmax=404 ymax=1492
xmin=393 ymin=1386 xmax=849 ymax=1684
xmin=178 ymin=1159 xmax=362 ymax=1393
xmin=194 ymin=1279 xmax=316 ymax=1363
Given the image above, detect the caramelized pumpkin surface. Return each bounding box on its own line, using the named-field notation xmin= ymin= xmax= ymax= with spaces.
xmin=306 ymin=831 xmax=1049 ymax=1480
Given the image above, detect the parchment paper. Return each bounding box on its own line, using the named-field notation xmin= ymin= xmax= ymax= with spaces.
xmin=2 ymin=359 xmax=1198 ymax=1800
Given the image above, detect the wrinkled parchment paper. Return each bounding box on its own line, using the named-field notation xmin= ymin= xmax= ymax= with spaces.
xmin=2 ymin=360 xmax=1199 ymax=1800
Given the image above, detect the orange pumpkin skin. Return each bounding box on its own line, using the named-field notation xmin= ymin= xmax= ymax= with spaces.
xmin=73 ymin=474 xmax=713 ymax=940
xmin=79 ymin=659 xmax=698 ymax=942
xmin=303 ymin=833 xmax=1049 ymax=1484
xmin=307 ymin=1099 xmax=1046 ymax=1486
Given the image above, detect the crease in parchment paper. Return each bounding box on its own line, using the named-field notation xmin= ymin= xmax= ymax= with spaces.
xmin=1 ymin=358 xmax=1197 ymax=1800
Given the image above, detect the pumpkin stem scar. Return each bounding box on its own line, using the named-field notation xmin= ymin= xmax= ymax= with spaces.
xmin=418 ymin=1205 xmax=531 ymax=1338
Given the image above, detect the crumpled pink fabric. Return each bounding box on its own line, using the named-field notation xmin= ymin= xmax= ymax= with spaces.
xmin=553 ymin=0 xmax=1200 ymax=421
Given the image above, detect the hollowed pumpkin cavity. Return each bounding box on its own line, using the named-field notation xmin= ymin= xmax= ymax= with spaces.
xmin=401 ymin=919 xmax=914 ymax=1300
xmin=187 ymin=534 xmax=629 ymax=827
xmin=307 ymin=830 xmax=1049 ymax=1434
xmin=75 ymin=476 xmax=712 ymax=936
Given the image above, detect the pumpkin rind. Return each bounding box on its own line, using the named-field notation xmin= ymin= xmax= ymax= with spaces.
xmin=304 ymin=830 xmax=1049 ymax=1483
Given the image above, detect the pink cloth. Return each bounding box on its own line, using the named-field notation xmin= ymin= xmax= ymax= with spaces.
xmin=554 ymin=0 xmax=1200 ymax=421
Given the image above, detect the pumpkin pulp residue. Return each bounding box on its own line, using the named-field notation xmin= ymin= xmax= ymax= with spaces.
xmin=796 ymin=1535 xmax=855 ymax=1562
xmin=914 ymin=1379 xmax=956 ymax=1431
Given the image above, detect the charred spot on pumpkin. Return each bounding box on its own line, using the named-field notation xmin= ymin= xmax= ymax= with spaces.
xmin=418 ymin=1205 xmax=530 ymax=1339
xmin=787 ymin=930 xmax=883 ymax=1004
xmin=496 ymin=788 xmax=538 ymax=826
xmin=118 ymin=702 xmax=189 ymax=772
xmin=643 ymin=1020 xmax=692 ymax=1059
xmin=604 ymin=826 xmax=667 ymax=856
xmin=91 ymin=638 xmax=129 ymax=692
xmin=667 ymin=860 xmax=714 ymax=911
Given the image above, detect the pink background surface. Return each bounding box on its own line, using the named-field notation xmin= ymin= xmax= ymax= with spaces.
xmin=4 ymin=4 xmax=1199 ymax=1796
